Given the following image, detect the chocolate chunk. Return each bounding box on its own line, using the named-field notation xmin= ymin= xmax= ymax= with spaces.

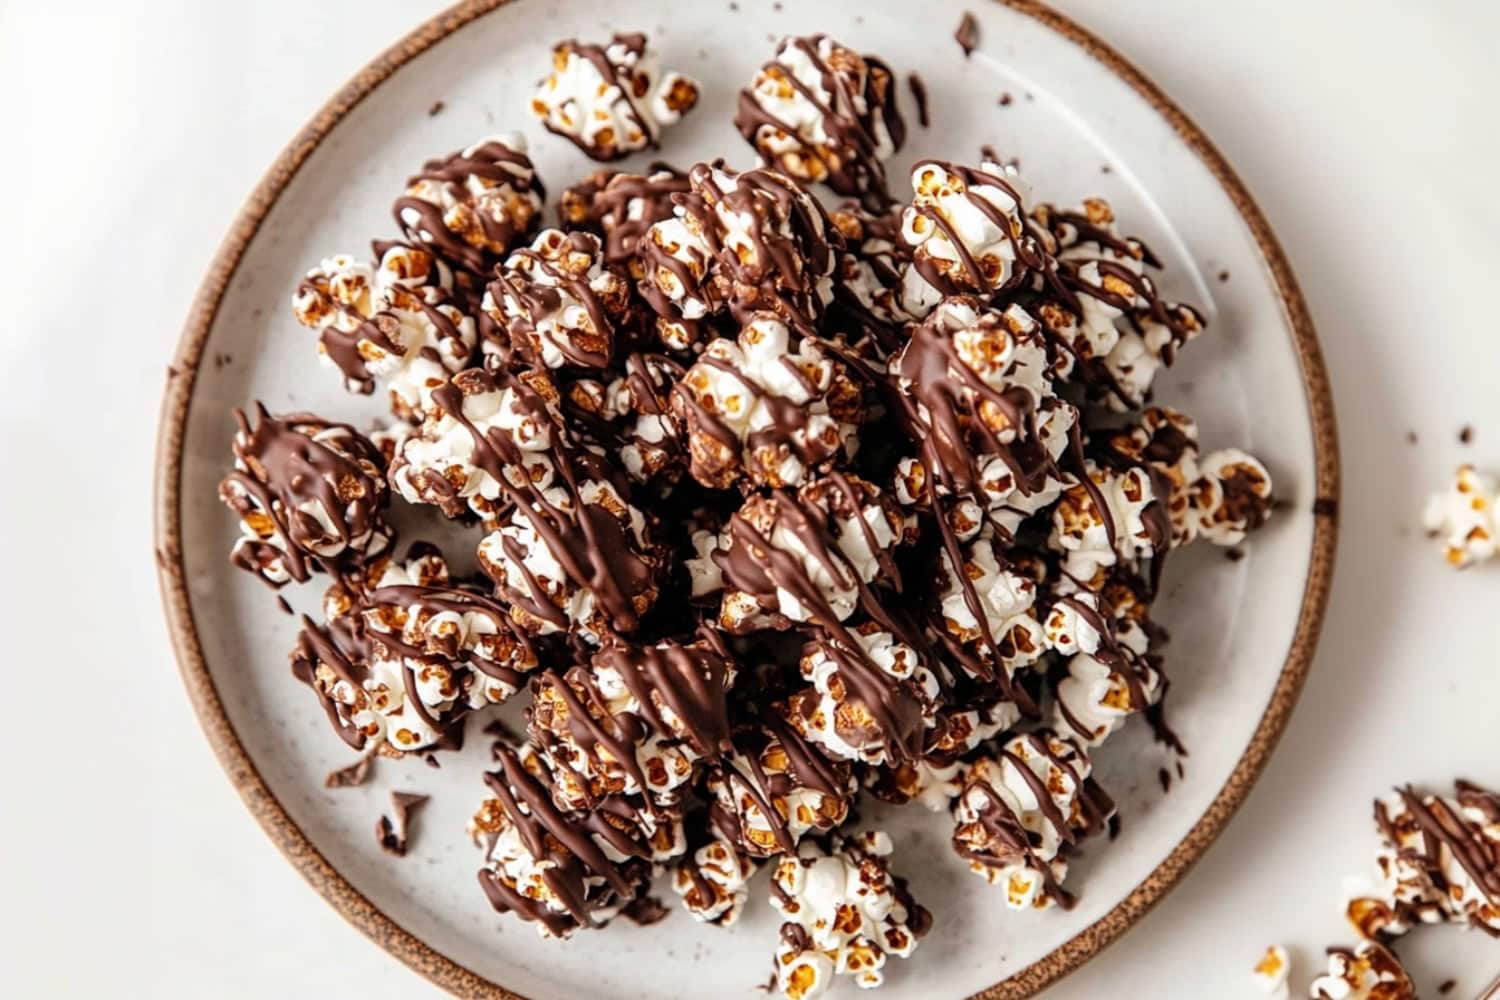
xmin=955 ymin=12 xmax=979 ymax=56
xmin=376 ymin=791 xmax=430 ymax=857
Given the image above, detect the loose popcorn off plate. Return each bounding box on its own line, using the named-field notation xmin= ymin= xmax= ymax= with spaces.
xmin=155 ymin=0 xmax=1339 ymax=996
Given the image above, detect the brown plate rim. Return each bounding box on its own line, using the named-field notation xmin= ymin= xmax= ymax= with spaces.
xmin=152 ymin=1 xmax=1340 ymax=997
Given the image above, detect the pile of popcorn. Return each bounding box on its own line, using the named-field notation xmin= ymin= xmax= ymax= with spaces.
xmin=219 ymin=30 xmax=1282 ymax=998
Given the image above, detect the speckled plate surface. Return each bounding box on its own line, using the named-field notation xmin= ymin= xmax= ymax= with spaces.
xmin=154 ymin=1 xmax=1338 ymax=997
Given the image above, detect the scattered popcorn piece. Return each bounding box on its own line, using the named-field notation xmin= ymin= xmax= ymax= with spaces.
xmin=1308 ymin=941 xmax=1415 ymax=1000
xmin=1424 ymin=464 xmax=1499 ymax=567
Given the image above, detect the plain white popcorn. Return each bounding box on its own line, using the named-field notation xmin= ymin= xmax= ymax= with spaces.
xmin=531 ymin=33 xmax=700 ymax=161
xmin=390 ymin=368 xmax=563 ymax=522
xmin=1049 ymin=461 xmax=1168 ymax=580
xmin=673 ymin=313 xmax=861 ymax=488
xmin=899 ymin=159 xmax=1035 ymax=317
xmin=485 ymin=228 xmax=633 ymax=370
xmin=1308 ymin=942 xmax=1415 ymax=1000
xmin=1423 ymin=463 xmax=1500 ymax=567
xmin=672 ymin=834 xmax=757 ymax=926
xmin=769 ymin=831 xmax=928 ymax=999
xmin=1250 ymin=944 xmax=1291 ymax=999
xmin=950 ymin=730 xmax=1109 ymax=909
xmin=292 ymin=243 xmax=477 ymax=423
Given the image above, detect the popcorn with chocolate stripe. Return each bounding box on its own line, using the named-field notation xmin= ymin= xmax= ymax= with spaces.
xmin=899 ymin=159 xmax=1042 ymax=316
xmin=219 ymin=405 xmax=394 ymax=587
xmin=950 ymin=730 xmax=1113 ymax=908
xmin=735 ymin=34 xmax=905 ymax=203
xmin=394 ymin=134 xmax=544 ymax=276
xmin=484 ymin=228 xmax=634 ymax=370
xmin=1190 ymin=448 xmax=1274 ymax=546
xmin=828 ymin=202 xmax=911 ymax=354
xmin=1048 ymin=460 xmax=1171 ymax=580
xmin=934 ymin=527 xmax=1048 ymax=683
xmin=706 ymin=717 xmax=856 ymax=857
xmin=1047 ymin=579 xmax=1164 ymax=747
xmin=472 ymin=742 xmax=686 ymax=939
xmin=672 ymin=313 xmax=863 ymax=489
xmin=565 ymin=353 xmax=686 ymax=484
xmin=712 ymin=474 xmax=912 ymax=632
xmin=1308 ymin=942 xmax=1415 ymax=1000
xmin=673 ymin=833 xmax=758 ymax=926
xmin=787 ymin=622 xmax=941 ymax=766
xmin=292 ymin=242 xmax=477 ymax=423
xmin=558 ymin=165 xmax=691 ymax=264
xmin=1423 ymin=464 xmax=1499 ymax=568
xmin=769 ymin=831 xmax=929 ymax=1000
xmin=1345 ymin=780 xmax=1500 ymax=939
xmin=526 ymin=632 xmax=736 ymax=810
xmin=390 ymin=367 xmax=565 ymax=522
xmin=531 ymin=33 xmax=700 ymax=162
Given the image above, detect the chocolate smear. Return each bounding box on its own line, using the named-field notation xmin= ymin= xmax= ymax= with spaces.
xmin=908 ymin=74 xmax=930 ymax=128
xmin=376 ymin=791 xmax=430 ymax=857
xmin=955 ymin=12 xmax=979 ymax=56
xmin=325 ymin=753 xmax=375 ymax=789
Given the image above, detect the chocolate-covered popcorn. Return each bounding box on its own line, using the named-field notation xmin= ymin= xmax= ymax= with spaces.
xmin=1308 ymin=942 xmax=1415 ymax=1000
xmin=736 ymin=35 xmax=905 ymax=205
xmin=219 ymin=405 xmax=393 ymax=587
xmin=559 ymin=165 xmax=690 ymax=265
xmin=394 ymin=134 xmax=545 ymax=276
xmin=531 ymin=33 xmax=700 ymax=162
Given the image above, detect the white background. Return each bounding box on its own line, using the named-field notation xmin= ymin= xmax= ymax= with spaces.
xmin=2 ymin=1 xmax=1498 ymax=997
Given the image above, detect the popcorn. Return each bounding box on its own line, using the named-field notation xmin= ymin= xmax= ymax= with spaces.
xmin=558 ymin=165 xmax=690 ymax=264
xmin=889 ymin=296 xmax=1077 ymax=530
xmin=1308 ymin=942 xmax=1415 ymax=1000
xmin=735 ymin=35 xmax=906 ymax=203
xmin=1423 ymin=464 xmax=1499 ymax=567
xmin=472 ymin=742 xmax=686 ymax=938
xmin=769 ymin=831 xmax=930 ymax=999
xmin=1098 ymin=406 xmax=1202 ymax=546
xmin=673 ymin=833 xmax=758 ymax=926
xmin=390 ymin=367 xmax=566 ymax=522
xmin=484 ymin=228 xmax=634 ymax=370
xmin=476 ymin=468 xmax=664 ymax=645
xmin=292 ymin=242 xmax=477 ymax=423
xmin=899 ymin=159 xmax=1044 ymax=316
xmin=1250 ymin=944 xmax=1290 ymax=999
xmin=864 ymin=757 xmax=971 ymax=812
xmin=565 ymin=352 xmax=686 ymax=484
xmin=671 ymin=313 xmax=863 ymax=488
xmin=218 ymin=405 xmax=393 ymax=587
xmin=1050 ymin=619 xmax=1163 ymax=748
xmin=787 ymin=621 xmax=941 ymax=766
xmin=933 ymin=528 xmax=1047 ymax=690
xmin=1048 ymin=460 xmax=1172 ymax=580
xmin=1346 ymin=780 xmax=1500 ymax=939
xmin=1030 ymin=198 xmax=1205 ymax=410
xmin=713 ymin=474 xmax=912 ymax=632
xmin=828 ymin=202 xmax=911 ymax=355
xmin=684 ymin=161 xmax=842 ymax=330
xmin=950 ymin=730 xmax=1114 ymax=908
xmin=394 ymin=134 xmax=544 ymax=275
xmin=526 ymin=631 xmax=737 ymax=809
xmin=531 ymin=33 xmax=700 ymax=161
xmin=1190 ymin=448 xmax=1274 ymax=547
xmin=635 ymin=208 xmax=721 ymax=352
xmin=706 ymin=716 xmax=856 ymax=857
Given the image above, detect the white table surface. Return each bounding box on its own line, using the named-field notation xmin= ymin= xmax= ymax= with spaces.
xmin=3 ymin=1 xmax=1498 ymax=997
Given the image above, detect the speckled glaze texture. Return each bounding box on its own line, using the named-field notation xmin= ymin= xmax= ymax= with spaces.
xmin=154 ymin=1 xmax=1338 ymax=997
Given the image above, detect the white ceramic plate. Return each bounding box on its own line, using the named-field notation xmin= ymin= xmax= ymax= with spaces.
xmin=156 ymin=1 xmax=1337 ymax=997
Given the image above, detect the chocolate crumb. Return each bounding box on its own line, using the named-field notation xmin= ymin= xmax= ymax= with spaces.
xmin=955 ymin=12 xmax=979 ymax=56
xmin=1217 ymin=270 xmax=1230 ymax=283
xmin=1224 ymin=548 xmax=1245 ymax=562
xmin=424 ymin=754 xmax=440 ymax=770
xmin=1107 ymin=814 xmax=1122 ymax=840
xmin=1157 ymin=767 xmax=1172 ymax=793
xmin=728 ymin=1 xmax=738 ymax=9
xmin=376 ymin=791 xmax=430 ymax=857
xmin=771 ymin=1 xmax=782 ymax=9
xmin=1459 ymin=424 xmax=1474 ymax=445
xmin=427 ymin=100 xmax=445 ymax=117
xmin=908 ymin=73 xmax=930 ymax=128
xmin=980 ymin=143 xmax=1001 ymax=163
xmin=1024 ymin=91 xmax=1034 ymax=101
xmin=1405 ymin=430 xmax=1418 ymax=445
xmin=325 ymin=754 xmax=374 ymax=789
xmin=1312 ymin=496 xmax=1339 ymax=518
xmin=1100 ymin=164 xmax=1112 ymax=174
xmin=1175 ymin=760 xmax=1184 ymax=779
xmin=999 ymin=92 xmax=1013 ymax=106
xmin=1438 ymin=980 xmax=1456 ymax=995
xmin=276 ymin=594 xmax=294 ymax=615
xmin=622 ymin=895 xmax=670 ymax=926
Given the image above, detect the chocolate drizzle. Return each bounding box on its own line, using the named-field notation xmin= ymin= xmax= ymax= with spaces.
xmin=489 ymin=230 xmax=620 ymax=369
xmin=394 ymin=138 xmax=544 ymax=275
xmin=541 ymin=34 xmax=664 ymax=162
xmin=735 ymin=35 xmax=906 ymax=206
